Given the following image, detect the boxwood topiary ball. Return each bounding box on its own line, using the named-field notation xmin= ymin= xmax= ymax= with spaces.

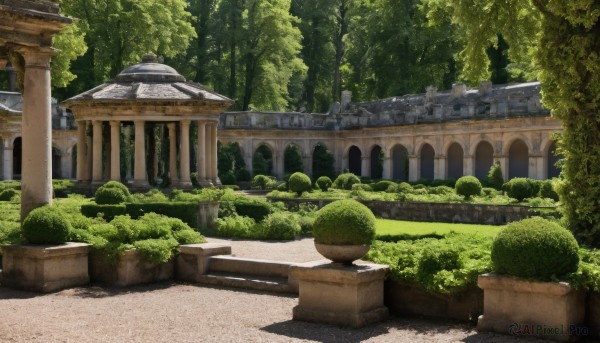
xmin=95 ymin=181 xmax=131 ymax=204
xmin=455 ymin=176 xmax=482 ymax=199
xmin=491 ymin=217 xmax=579 ymax=280
xmin=288 ymin=172 xmax=312 ymax=196
xmin=22 ymin=206 xmax=71 ymax=244
xmin=313 ymin=199 xmax=376 ymax=245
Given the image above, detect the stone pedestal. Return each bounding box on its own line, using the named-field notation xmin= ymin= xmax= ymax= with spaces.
xmin=290 ymin=261 xmax=389 ymax=328
xmin=175 ymin=243 xmax=231 ymax=282
xmin=477 ymin=273 xmax=585 ymax=342
xmin=1 ymin=243 xmax=90 ymax=293
xmin=90 ymin=249 xmax=174 ymax=287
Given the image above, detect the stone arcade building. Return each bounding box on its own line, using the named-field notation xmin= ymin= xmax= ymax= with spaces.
xmin=218 ymin=81 xmax=563 ymax=182
xmin=1 ymin=60 xmax=562 ymax=185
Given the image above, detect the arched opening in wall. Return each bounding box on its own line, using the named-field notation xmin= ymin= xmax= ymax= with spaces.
xmin=284 ymin=144 xmax=304 ymax=175
xmin=71 ymin=145 xmax=77 ymax=179
xmin=391 ymin=144 xmax=408 ymax=181
xmin=370 ymin=146 xmax=383 ymax=179
xmin=475 ymin=141 xmax=494 ymax=180
xmin=348 ymin=146 xmax=362 ymax=176
xmin=252 ymin=144 xmax=273 ymax=176
xmin=547 ymin=141 xmax=562 ymax=179
xmin=447 ymin=143 xmax=464 ymax=179
xmin=312 ymin=144 xmax=335 ymax=179
xmin=509 ymin=139 xmax=529 ymax=179
xmin=420 ymin=144 xmax=435 ymax=181
xmin=12 ymin=137 xmax=21 ymax=179
xmin=52 ymin=147 xmax=62 ymax=179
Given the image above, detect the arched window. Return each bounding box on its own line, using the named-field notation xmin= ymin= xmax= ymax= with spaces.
xmin=447 ymin=143 xmax=464 ymax=179
xmin=370 ymin=145 xmax=383 ymax=179
xmin=420 ymin=144 xmax=435 ymax=181
xmin=348 ymin=146 xmax=362 ymax=176
xmin=391 ymin=144 xmax=409 ymax=181
xmin=475 ymin=141 xmax=494 ymax=180
xmin=508 ymin=139 xmax=529 ymax=179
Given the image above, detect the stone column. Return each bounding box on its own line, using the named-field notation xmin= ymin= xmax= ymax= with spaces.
xmin=133 ymin=120 xmax=149 ymax=189
xmin=18 ymin=48 xmax=54 ymax=220
xmin=382 ymin=157 xmax=391 ymax=179
xmin=167 ymin=123 xmax=178 ymax=184
xmin=210 ymin=122 xmax=219 ymax=184
xmin=530 ymin=155 xmax=543 ymax=179
xmin=408 ymin=155 xmax=418 ymax=182
xmin=110 ymin=121 xmax=121 ymax=181
xmin=435 ymin=156 xmax=446 ymax=180
xmin=85 ymin=121 xmax=93 ymax=181
xmin=60 ymin=151 xmax=71 ymax=179
xmin=2 ymin=138 xmax=13 ymax=181
xmin=75 ymin=122 xmax=86 ymax=181
xmin=197 ymin=121 xmax=206 ymax=182
xmin=463 ymin=154 xmax=474 ymax=176
xmin=205 ymin=123 xmax=214 ymax=182
xmin=361 ymin=157 xmax=370 ymax=178
xmin=179 ymin=120 xmax=192 ymax=188
xmin=91 ymin=120 xmax=103 ymax=183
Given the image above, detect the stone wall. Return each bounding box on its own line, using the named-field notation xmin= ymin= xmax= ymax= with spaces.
xmin=269 ymin=198 xmax=531 ymax=225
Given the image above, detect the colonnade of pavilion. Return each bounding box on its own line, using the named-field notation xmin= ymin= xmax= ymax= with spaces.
xmin=75 ymin=119 xmax=219 ymax=189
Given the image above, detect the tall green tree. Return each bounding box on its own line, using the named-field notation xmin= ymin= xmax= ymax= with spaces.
xmin=290 ymin=0 xmax=337 ymax=112
xmin=427 ymin=0 xmax=600 ymax=245
xmin=344 ymin=0 xmax=459 ymax=101
xmin=57 ymin=0 xmax=196 ymax=98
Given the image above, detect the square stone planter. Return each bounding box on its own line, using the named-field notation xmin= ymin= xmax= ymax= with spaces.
xmin=477 ymin=273 xmax=585 ymax=342
xmin=587 ymin=292 xmax=600 ymax=339
xmin=385 ymin=280 xmax=483 ymax=321
xmin=1 ymin=243 xmax=90 ymax=293
xmin=90 ymin=249 xmax=174 ymax=287
xmin=290 ymin=261 xmax=389 ymax=328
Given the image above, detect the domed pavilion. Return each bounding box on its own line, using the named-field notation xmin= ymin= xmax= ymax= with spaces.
xmin=62 ymin=54 xmax=233 ymax=191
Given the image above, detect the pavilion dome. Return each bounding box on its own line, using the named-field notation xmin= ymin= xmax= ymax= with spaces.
xmin=114 ymin=54 xmax=186 ymax=83
xmin=62 ymin=54 xmax=233 ymax=103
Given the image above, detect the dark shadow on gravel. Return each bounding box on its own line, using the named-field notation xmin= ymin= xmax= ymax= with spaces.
xmin=63 ymin=281 xmax=177 ymax=298
xmin=0 ymin=286 xmax=44 ymax=300
xmin=462 ymin=332 xmax=567 ymax=342
xmin=261 ymin=316 xmax=471 ymax=343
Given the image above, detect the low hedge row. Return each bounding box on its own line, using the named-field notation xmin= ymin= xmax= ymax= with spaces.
xmin=81 ymin=202 xmax=199 ymax=228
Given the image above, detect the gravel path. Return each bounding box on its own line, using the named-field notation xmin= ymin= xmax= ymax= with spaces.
xmin=0 ymin=239 xmax=548 ymax=342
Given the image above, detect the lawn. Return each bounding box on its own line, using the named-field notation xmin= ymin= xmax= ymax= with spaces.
xmin=376 ymin=218 xmax=502 ymax=239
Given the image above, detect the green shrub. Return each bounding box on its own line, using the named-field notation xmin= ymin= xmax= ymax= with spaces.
xmin=427 ymin=186 xmax=454 ymax=195
xmin=288 ymin=172 xmax=312 ymax=196
xmin=373 ymin=180 xmax=395 ymax=192
xmin=540 ymin=179 xmax=559 ymax=201
xmin=491 ymin=218 xmax=579 ymax=280
xmin=95 ymin=181 xmax=131 ymax=205
xmin=231 ymin=198 xmax=273 ymax=222
xmin=504 ymin=178 xmax=539 ymax=201
xmin=276 ymin=182 xmax=287 ymax=191
xmin=259 ymin=212 xmax=301 ymax=240
xmin=126 ymin=202 xmax=199 ymax=229
xmin=130 ymin=189 xmax=169 ymax=203
xmin=52 ymin=179 xmax=75 ymax=198
xmin=220 ymin=170 xmax=237 ymax=185
xmin=22 ymin=206 xmax=71 ymax=244
xmin=252 ymin=175 xmax=277 ymax=190
xmin=483 ymin=161 xmax=504 ymax=190
xmin=236 ymin=168 xmax=252 ymax=182
xmin=395 ymin=182 xmax=414 ymax=194
xmin=430 ymin=179 xmax=457 ymax=188
xmin=80 ymin=204 xmax=127 ymax=221
xmin=173 ymin=229 xmax=206 ymax=245
xmin=417 ymin=246 xmax=463 ymax=287
xmin=214 ymin=215 xmax=256 ymax=238
xmin=133 ymin=238 xmax=179 ymax=263
xmin=313 ymin=199 xmax=376 ymax=245
xmin=332 ymin=173 xmax=361 ymax=190
xmin=0 ymin=189 xmax=19 ymax=201
xmin=316 ymin=176 xmax=332 ymax=191
xmin=455 ymin=176 xmax=482 ymax=199
xmin=0 ymin=180 xmax=20 ymax=191
xmin=351 ymin=183 xmax=373 ymax=192
xmin=482 ymin=187 xmax=499 ymax=197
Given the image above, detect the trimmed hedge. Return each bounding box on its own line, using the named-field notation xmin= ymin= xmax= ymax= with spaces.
xmin=81 ymin=202 xmax=199 ymax=228
xmin=316 ymin=176 xmax=333 ymax=191
xmin=95 ymin=181 xmax=131 ymax=204
xmin=373 ymin=180 xmax=395 ymax=192
xmin=332 ymin=173 xmax=361 ymax=190
xmin=232 ymin=198 xmax=273 ymax=222
xmin=504 ymin=178 xmax=540 ymax=201
xmin=0 ymin=189 xmax=19 ymax=201
xmin=491 ymin=217 xmax=579 ymax=280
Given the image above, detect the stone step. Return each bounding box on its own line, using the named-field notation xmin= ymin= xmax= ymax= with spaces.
xmin=208 ymin=255 xmax=295 ymax=279
xmin=197 ymin=272 xmax=296 ymax=294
